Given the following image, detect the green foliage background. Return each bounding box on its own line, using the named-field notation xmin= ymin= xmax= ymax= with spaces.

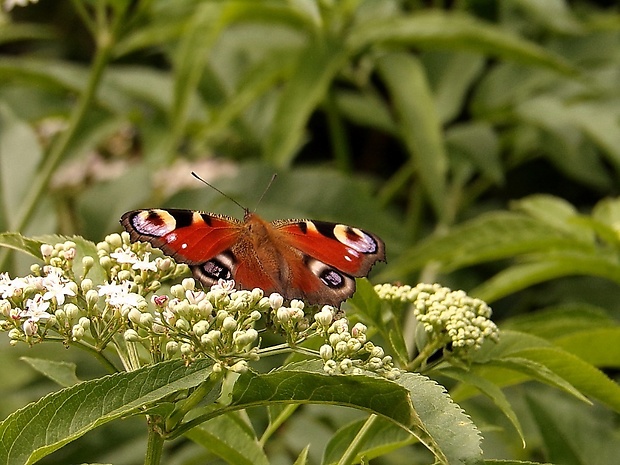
xmin=1 ymin=0 xmax=619 ymax=464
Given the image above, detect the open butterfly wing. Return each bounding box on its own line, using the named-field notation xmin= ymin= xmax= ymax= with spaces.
xmin=121 ymin=209 xmax=241 ymax=265
xmin=273 ymin=219 xmax=386 ymax=277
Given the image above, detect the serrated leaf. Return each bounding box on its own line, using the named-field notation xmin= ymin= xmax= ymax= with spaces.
xmin=185 ymin=413 xmax=269 ymax=465
xmin=376 ymin=52 xmax=448 ymax=223
xmin=0 ymin=359 xmax=213 ymax=465
xmin=398 ymin=373 xmax=483 ymax=465
xmin=20 ymin=357 xmax=81 ymax=388
xmin=322 ymin=372 xmax=483 ymax=465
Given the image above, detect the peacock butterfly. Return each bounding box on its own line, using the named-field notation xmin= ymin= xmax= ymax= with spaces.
xmin=120 ymin=207 xmax=385 ymax=306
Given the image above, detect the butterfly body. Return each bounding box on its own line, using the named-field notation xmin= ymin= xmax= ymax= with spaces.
xmin=121 ymin=209 xmax=385 ymax=306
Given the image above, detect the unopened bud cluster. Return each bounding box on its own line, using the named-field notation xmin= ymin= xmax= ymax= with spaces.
xmin=313 ymin=306 xmax=400 ymax=380
xmin=375 ymin=283 xmax=499 ymax=354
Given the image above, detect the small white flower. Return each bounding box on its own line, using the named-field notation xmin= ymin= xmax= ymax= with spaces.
xmin=268 ymin=293 xmax=284 ymax=309
xmin=21 ymin=295 xmax=52 ymax=323
xmin=186 ymin=289 xmax=207 ymax=305
xmin=211 ymin=279 xmax=235 ymax=294
xmin=22 ymin=319 xmax=38 ymax=337
xmin=98 ymin=281 xmax=143 ymax=308
xmin=131 ymin=252 xmax=158 ymax=272
xmin=110 ymin=248 xmax=138 ymax=265
xmin=41 ymin=268 xmax=75 ymax=305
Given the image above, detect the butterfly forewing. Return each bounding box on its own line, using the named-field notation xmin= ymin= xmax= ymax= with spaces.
xmin=121 ymin=209 xmax=242 ymax=264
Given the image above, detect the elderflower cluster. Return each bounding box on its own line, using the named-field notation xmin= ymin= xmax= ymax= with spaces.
xmin=313 ymin=306 xmax=400 ymax=380
xmin=375 ymin=283 xmax=499 ymax=354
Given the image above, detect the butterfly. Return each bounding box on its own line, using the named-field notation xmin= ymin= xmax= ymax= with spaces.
xmin=120 ymin=208 xmax=385 ymax=306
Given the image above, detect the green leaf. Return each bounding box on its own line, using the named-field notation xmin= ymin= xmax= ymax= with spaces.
xmin=0 ymin=232 xmax=43 ymax=259
xmin=231 ymin=362 xmax=414 ymax=427
xmin=486 ymin=356 xmax=590 ymax=404
xmin=445 ymin=121 xmax=503 ymax=184
xmin=513 ymin=347 xmax=620 ymax=413
xmin=348 ymin=280 xmax=409 ymax=365
xmin=185 ymin=413 xmax=269 ymax=465
xmin=379 ymin=212 xmax=589 ymax=281
xmin=554 ymin=328 xmax=620 ymax=368
xmin=0 ymin=359 xmax=214 ymax=465
xmin=501 ymin=304 xmax=615 ymax=340
xmin=293 ymin=444 xmax=310 ymax=465
xmin=322 ymin=372 xmax=483 ymax=465
xmin=440 ymin=367 xmax=525 ymax=447
xmin=422 ymin=51 xmax=486 ymax=125
xmin=20 ymin=357 xmax=81 ymax=388
xmin=472 ymin=251 xmax=620 ymax=302
xmin=398 ymin=373 xmax=483 ymax=465
xmin=526 ymin=388 xmax=620 ymax=465
xmin=376 ymin=52 xmax=448 ymax=222
xmin=348 ymin=11 xmax=576 ymax=74
xmin=0 ymin=23 xmax=56 ymax=45
xmin=323 ymin=417 xmax=413 ymax=464
xmin=263 ymin=37 xmax=346 ymax=168
xmin=592 ymin=197 xmax=620 ymax=229
xmin=334 ymin=89 xmax=397 ymax=135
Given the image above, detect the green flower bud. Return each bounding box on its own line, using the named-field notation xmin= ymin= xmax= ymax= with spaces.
xmin=166 ymin=341 xmax=179 ymax=355
xmin=128 ymin=308 xmax=142 ymax=325
xmin=124 ymin=328 xmax=140 ymax=342
xmin=72 ymin=325 xmax=85 ymax=340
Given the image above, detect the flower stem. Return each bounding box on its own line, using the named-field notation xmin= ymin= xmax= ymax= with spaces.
xmin=144 ymin=415 xmax=165 ymax=465
xmin=165 ymin=370 xmax=223 ymax=432
xmin=337 ymin=414 xmax=379 ymax=465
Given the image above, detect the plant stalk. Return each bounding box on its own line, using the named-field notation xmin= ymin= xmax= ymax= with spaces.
xmin=144 ymin=415 xmax=165 ymax=465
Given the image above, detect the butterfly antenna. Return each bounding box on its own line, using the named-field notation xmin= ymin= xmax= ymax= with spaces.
xmin=191 ymin=172 xmax=246 ymax=212
xmin=254 ymin=173 xmax=277 ymax=212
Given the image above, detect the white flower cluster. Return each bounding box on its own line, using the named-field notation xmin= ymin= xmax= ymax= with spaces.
xmin=375 ymin=283 xmax=499 ymax=352
xmin=313 ymin=306 xmax=400 ymax=380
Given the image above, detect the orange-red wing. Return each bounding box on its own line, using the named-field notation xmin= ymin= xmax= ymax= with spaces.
xmin=273 ymin=219 xmax=385 ymax=277
xmin=121 ymin=209 xmax=242 ymax=265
